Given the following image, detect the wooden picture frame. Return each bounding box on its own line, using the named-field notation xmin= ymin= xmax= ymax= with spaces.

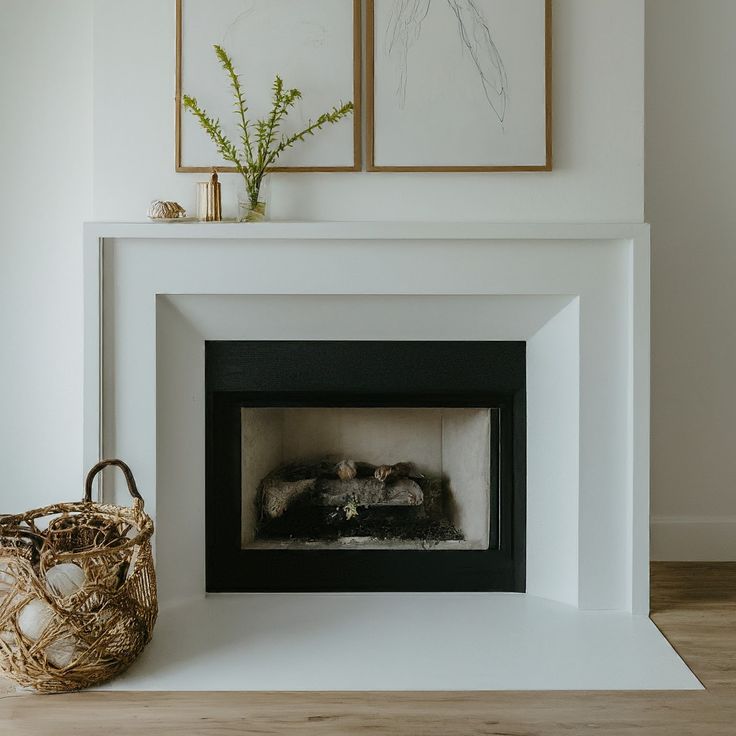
xmin=176 ymin=0 xmax=362 ymax=173
xmin=366 ymin=0 xmax=552 ymax=172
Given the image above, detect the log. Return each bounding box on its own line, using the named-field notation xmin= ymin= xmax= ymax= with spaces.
xmin=260 ymin=479 xmax=315 ymax=519
xmin=316 ymin=478 xmax=424 ymax=508
xmin=258 ymin=460 xmax=431 ymax=521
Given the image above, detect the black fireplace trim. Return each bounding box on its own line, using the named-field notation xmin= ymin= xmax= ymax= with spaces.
xmin=205 ymin=341 xmax=526 ymax=593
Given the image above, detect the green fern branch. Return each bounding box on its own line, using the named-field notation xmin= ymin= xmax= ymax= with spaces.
xmin=182 ymin=95 xmax=244 ymax=175
xmin=183 ymin=46 xmax=354 ymax=209
xmin=213 ymin=45 xmax=254 ymax=167
xmin=266 ymin=102 xmax=354 ymax=167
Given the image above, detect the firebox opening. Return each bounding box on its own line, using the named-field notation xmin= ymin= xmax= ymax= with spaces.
xmin=241 ymin=407 xmax=493 ymax=550
xmin=205 ymin=340 xmax=525 ymax=593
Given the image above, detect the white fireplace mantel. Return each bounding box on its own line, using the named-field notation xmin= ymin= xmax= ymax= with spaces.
xmin=81 ymin=221 xmax=697 ymax=691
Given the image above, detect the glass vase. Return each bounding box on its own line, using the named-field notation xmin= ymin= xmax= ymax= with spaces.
xmin=237 ymin=176 xmax=270 ymax=223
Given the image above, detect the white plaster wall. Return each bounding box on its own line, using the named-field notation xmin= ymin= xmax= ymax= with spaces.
xmin=647 ymin=0 xmax=736 ymax=560
xmin=5 ymin=0 xmax=736 ymax=564
xmin=92 ymin=0 xmax=645 ymax=222
xmin=0 ymin=0 xmax=655 ymax=560
xmin=0 ymin=1 xmax=93 ymax=510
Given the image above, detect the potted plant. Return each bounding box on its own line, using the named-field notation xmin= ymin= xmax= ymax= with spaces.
xmin=183 ymin=46 xmax=353 ymax=222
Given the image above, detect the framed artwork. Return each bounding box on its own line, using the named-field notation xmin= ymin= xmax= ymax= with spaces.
xmin=367 ymin=0 xmax=552 ymax=172
xmin=176 ymin=0 xmax=361 ymax=172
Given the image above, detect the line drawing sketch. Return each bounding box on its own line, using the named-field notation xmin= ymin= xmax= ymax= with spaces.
xmin=385 ymin=0 xmax=509 ymax=125
xmin=224 ymin=4 xmax=328 ymax=51
xmin=385 ymin=0 xmax=432 ymax=105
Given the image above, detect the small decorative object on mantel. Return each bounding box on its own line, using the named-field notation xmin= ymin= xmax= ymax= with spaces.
xmin=0 ymin=459 xmax=157 ymax=693
xmin=196 ymin=168 xmax=223 ymax=222
xmin=183 ymin=45 xmax=353 ymax=222
xmin=147 ymin=200 xmax=187 ymax=220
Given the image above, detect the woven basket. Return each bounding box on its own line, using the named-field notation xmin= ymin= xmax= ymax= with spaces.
xmin=0 ymin=460 xmax=157 ymax=692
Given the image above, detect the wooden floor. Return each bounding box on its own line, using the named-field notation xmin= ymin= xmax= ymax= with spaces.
xmin=2 ymin=562 xmax=736 ymax=735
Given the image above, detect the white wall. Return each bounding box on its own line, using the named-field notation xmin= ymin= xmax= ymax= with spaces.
xmin=647 ymin=0 xmax=736 ymax=560
xmin=93 ymin=0 xmax=645 ymax=222
xmin=0 ymin=1 xmax=93 ymax=510
xmin=0 ymin=0 xmax=653 ymax=553
xmin=5 ymin=0 xmax=735 ymax=562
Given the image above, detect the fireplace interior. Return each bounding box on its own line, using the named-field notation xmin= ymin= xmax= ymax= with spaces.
xmin=206 ymin=341 xmax=525 ymax=592
xmin=242 ymin=407 xmax=494 ymax=550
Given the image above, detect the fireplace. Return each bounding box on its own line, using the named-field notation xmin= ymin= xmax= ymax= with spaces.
xmin=205 ymin=341 xmax=526 ymax=592
xmin=80 ymin=223 xmax=699 ymax=691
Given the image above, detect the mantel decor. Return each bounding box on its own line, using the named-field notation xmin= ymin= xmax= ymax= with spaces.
xmin=196 ymin=169 xmax=223 ymax=222
xmin=183 ymin=45 xmax=354 ymax=221
xmin=0 ymin=460 xmax=157 ymax=693
xmin=176 ymin=0 xmax=361 ymax=173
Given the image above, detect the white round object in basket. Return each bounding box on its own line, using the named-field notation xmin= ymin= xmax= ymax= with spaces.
xmin=44 ymin=563 xmax=86 ymax=599
xmin=46 ymin=634 xmax=77 ymax=669
xmin=17 ymin=599 xmax=55 ymax=641
xmin=0 ymin=562 xmax=13 ymax=598
xmin=0 ymin=562 xmax=25 ymax=620
xmin=16 ymin=599 xmax=79 ymax=669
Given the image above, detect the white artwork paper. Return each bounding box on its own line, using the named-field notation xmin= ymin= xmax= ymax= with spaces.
xmin=371 ymin=0 xmax=549 ymax=169
xmin=179 ymin=0 xmax=358 ymax=170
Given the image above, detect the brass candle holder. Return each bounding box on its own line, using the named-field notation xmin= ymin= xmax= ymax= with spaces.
xmin=196 ymin=169 xmax=222 ymax=222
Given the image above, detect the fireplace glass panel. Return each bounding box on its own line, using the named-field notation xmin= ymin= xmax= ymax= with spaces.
xmin=241 ymin=407 xmax=494 ymax=550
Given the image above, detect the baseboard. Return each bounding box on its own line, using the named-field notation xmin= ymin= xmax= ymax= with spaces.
xmin=651 ymin=516 xmax=736 ymax=560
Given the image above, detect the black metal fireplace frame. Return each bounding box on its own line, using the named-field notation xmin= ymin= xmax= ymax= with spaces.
xmin=205 ymin=341 xmax=526 ymax=593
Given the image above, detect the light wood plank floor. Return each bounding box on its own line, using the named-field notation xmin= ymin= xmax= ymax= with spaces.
xmin=2 ymin=562 xmax=736 ymax=735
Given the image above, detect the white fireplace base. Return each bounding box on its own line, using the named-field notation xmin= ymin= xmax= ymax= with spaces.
xmin=83 ymin=222 xmax=695 ymax=690
xmin=100 ymin=594 xmax=698 ymax=691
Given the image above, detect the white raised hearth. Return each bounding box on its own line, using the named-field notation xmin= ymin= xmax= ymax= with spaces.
xmin=83 ymin=221 xmax=698 ymax=690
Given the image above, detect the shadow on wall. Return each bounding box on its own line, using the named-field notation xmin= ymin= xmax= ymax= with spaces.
xmin=647 ymin=0 xmax=736 ymax=560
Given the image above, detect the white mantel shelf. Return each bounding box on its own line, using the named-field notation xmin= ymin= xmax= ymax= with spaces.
xmin=84 ymin=221 xmax=650 ymax=241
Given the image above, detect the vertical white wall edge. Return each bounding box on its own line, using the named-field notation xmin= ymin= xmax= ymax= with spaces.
xmin=630 ymin=225 xmax=651 ymax=614
xmin=83 ymin=224 xmax=103 ymax=502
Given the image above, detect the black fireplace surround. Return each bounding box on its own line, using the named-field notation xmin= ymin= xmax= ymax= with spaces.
xmin=206 ymin=341 xmax=526 ymax=593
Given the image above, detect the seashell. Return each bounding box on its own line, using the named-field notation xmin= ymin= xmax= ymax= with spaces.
xmin=147 ymin=200 xmax=186 ymax=220
xmin=44 ymin=563 xmax=86 ymax=599
xmin=17 ymin=599 xmax=55 ymax=641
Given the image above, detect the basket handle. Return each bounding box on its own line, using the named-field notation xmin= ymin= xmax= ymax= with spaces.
xmin=84 ymin=459 xmax=144 ymax=507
